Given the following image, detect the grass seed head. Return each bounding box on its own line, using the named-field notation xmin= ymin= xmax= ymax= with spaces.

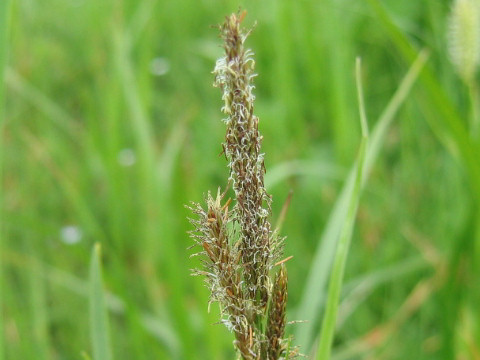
xmin=447 ymin=0 xmax=480 ymax=83
xmin=188 ymin=11 xmax=294 ymax=359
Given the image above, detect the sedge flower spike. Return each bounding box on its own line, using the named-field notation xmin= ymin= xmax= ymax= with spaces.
xmin=213 ymin=10 xmax=273 ymax=308
xmin=188 ymin=11 xmax=297 ymax=360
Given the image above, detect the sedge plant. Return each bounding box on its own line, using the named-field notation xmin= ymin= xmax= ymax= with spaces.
xmin=188 ymin=11 xmax=297 ymax=360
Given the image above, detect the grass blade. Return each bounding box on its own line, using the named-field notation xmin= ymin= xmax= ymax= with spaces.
xmin=315 ymin=58 xmax=369 ymax=360
xmin=2 ymin=248 xmax=180 ymax=356
xmin=265 ymin=160 xmax=344 ymax=190
xmin=5 ymin=69 xmax=79 ymax=137
xmin=0 ymin=1 xmax=12 ymax=358
xmin=90 ymin=243 xmax=113 ymax=360
xmin=366 ymin=0 xmax=480 ymax=200
xmin=315 ymin=134 xmax=367 ymax=360
xmin=338 ymin=256 xmax=427 ymax=328
xmin=294 ymin=49 xmax=429 ymax=352
xmin=367 ymin=0 xmax=480 ymax=352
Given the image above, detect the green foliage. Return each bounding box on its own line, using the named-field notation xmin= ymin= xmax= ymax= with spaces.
xmin=89 ymin=244 xmax=113 ymax=360
xmin=0 ymin=2 xmax=12 ymax=360
xmin=2 ymin=1 xmax=480 ymax=359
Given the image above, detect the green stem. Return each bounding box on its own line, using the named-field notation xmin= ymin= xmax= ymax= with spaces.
xmin=467 ymin=79 xmax=480 ymax=141
xmin=315 ymin=138 xmax=367 ymax=360
xmin=0 ymin=1 xmax=12 ymax=358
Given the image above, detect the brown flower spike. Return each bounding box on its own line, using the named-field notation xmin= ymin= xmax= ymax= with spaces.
xmin=188 ymin=11 xmax=296 ymax=359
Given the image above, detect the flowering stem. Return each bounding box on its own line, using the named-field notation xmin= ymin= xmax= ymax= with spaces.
xmin=188 ymin=11 xmax=296 ymax=360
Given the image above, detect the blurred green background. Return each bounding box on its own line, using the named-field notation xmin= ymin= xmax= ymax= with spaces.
xmin=1 ymin=0 xmax=480 ymax=359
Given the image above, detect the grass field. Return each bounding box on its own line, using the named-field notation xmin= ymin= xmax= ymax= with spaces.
xmin=2 ymin=1 xmax=480 ymax=359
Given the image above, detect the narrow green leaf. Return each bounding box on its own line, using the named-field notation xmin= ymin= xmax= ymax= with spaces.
xmin=0 ymin=1 xmax=12 ymax=358
xmin=316 ymin=57 xmax=369 ymax=360
xmin=2 ymin=248 xmax=180 ymax=357
xmin=265 ymin=160 xmax=344 ymax=190
xmin=5 ymin=69 xmax=78 ymax=137
xmin=90 ymin=243 xmax=113 ymax=360
xmin=294 ymin=49 xmax=429 ymax=352
xmin=355 ymin=57 xmax=369 ymax=138
xmin=367 ymin=0 xmax=480 ymax=200
xmin=315 ymin=136 xmax=367 ymax=360
xmin=337 ymin=256 xmax=427 ymax=328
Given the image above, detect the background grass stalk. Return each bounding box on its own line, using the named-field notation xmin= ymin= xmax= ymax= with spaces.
xmin=467 ymin=81 xmax=480 ymax=139
xmin=0 ymin=1 xmax=12 ymax=358
xmin=294 ymin=49 xmax=429 ymax=352
xmin=369 ymin=0 xmax=480 ymax=351
xmin=316 ymin=137 xmax=367 ymax=360
xmin=315 ymin=58 xmax=368 ymax=360
xmin=367 ymin=0 xmax=480 ymax=200
xmin=89 ymin=244 xmax=113 ymax=360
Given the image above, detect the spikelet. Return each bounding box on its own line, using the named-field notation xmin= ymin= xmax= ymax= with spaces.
xmin=266 ymin=265 xmax=288 ymax=360
xmin=188 ymin=11 xmax=295 ymax=360
xmin=447 ymin=0 xmax=480 ymax=83
xmin=213 ymin=10 xmax=276 ymax=311
xmin=188 ymin=190 xmax=245 ymax=332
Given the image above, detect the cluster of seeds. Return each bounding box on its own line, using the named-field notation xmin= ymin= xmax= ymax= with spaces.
xmin=188 ymin=11 xmax=296 ymax=360
xmin=213 ymin=11 xmax=274 ymax=310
